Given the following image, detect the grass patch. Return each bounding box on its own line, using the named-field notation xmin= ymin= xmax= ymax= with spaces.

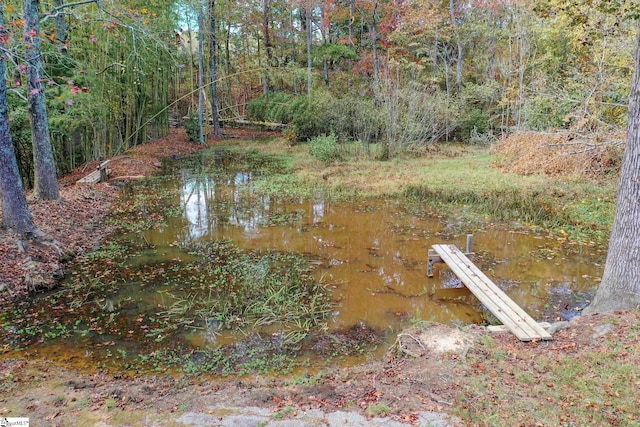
xmin=455 ymin=316 xmax=640 ymax=426
xmin=365 ymin=403 xmax=391 ymax=416
xmin=272 ymin=406 xmax=295 ymax=419
xmin=458 ymin=350 xmax=640 ymax=425
xmin=214 ymin=139 xmax=616 ymax=242
xmin=104 ymin=397 xmax=117 ymax=409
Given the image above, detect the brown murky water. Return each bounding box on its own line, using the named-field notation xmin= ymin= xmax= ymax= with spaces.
xmin=2 ymin=157 xmax=604 ymax=373
xmin=136 ymin=170 xmax=602 ymax=339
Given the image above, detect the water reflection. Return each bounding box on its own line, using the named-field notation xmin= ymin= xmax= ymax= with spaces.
xmin=180 ymin=173 xmax=215 ymax=243
xmin=178 ymin=170 xmax=273 ymax=243
xmin=312 ymin=194 xmax=325 ymax=224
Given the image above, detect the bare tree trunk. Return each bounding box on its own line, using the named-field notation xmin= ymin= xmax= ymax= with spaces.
xmin=584 ymin=27 xmax=640 ymax=314
xmin=517 ymin=31 xmax=526 ymax=129
xmin=0 ymin=6 xmax=37 ymax=234
xmin=23 ymin=0 xmax=59 ymax=200
xmin=306 ymin=3 xmax=313 ymax=95
xmin=512 ymin=5 xmax=528 ymax=130
xmin=448 ymin=0 xmax=463 ymax=90
xmin=225 ymin=21 xmax=231 ymax=71
xmin=209 ymin=0 xmax=221 ymax=136
xmin=433 ymin=24 xmax=439 ymax=74
xmin=371 ymin=0 xmax=380 ymax=91
xmin=290 ymin=9 xmax=298 ymax=94
xmin=349 ymin=0 xmax=354 ymax=46
xmin=52 ymin=0 xmax=69 ymax=54
xmin=197 ymin=7 xmax=206 ymax=145
xmin=320 ymin=2 xmax=329 ymax=88
xmin=186 ymin=15 xmax=196 ymax=108
xmin=262 ymin=0 xmax=273 ymax=93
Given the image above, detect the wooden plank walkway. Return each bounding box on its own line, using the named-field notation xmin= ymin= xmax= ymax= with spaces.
xmin=77 ymin=160 xmax=111 ymax=184
xmin=431 ymin=244 xmax=552 ymax=341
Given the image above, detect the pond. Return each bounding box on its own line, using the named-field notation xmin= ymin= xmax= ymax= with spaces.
xmin=1 ymin=149 xmax=604 ymax=375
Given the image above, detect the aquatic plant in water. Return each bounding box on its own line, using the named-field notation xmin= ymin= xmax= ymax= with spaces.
xmin=158 ymin=240 xmax=333 ymax=343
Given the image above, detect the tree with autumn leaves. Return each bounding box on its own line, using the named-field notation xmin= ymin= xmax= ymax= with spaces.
xmin=1 ymin=0 xmax=176 ymax=230
xmin=2 ymin=0 xmax=640 ymax=312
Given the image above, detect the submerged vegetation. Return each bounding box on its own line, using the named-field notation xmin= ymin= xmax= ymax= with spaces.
xmin=163 ymin=240 xmax=332 ymax=340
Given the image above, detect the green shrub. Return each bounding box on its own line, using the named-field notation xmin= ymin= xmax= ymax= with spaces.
xmin=185 ymin=113 xmax=200 ymax=142
xmin=460 ymin=108 xmax=491 ymax=142
xmin=309 ymin=134 xmax=341 ymax=163
xmin=380 ymin=79 xmax=458 ymax=153
xmin=290 ymin=93 xmax=333 ymax=141
xmin=247 ymin=92 xmax=294 ymax=123
xmin=326 ymin=94 xmax=382 ymax=145
xmin=247 ymin=92 xmax=332 ymax=141
xmin=522 ymin=97 xmax=573 ymax=130
xmin=8 ymin=107 xmax=34 ymax=187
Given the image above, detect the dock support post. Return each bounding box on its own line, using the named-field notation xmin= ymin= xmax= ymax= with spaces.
xmin=427 ymin=249 xmax=435 ymax=277
xmin=428 ymin=235 xmax=472 ymax=278
xmin=98 ymin=160 xmax=111 ymax=183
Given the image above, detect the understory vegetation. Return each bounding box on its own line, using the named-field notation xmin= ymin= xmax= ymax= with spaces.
xmin=245 ymin=134 xmax=618 ymax=244
xmin=3 ymin=1 xmax=635 ymax=187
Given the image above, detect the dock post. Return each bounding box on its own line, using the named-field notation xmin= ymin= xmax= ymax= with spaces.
xmin=466 ymin=234 xmax=474 ymax=254
xmin=427 ymin=249 xmax=435 ymax=277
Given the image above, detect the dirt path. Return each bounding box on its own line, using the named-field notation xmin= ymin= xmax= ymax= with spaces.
xmin=3 ymin=312 xmax=638 ymax=426
xmin=0 ymin=341 xmax=460 ymax=426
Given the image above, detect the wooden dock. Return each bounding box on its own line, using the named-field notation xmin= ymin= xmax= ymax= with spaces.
xmin=429 ymin=244 xmax=552 ymax=342
xmin=77 ymin=160 xmax=111 ymax=184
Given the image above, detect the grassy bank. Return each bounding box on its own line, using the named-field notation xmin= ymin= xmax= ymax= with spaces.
xmin=216 ymin=138 xmax=617 ymax=243
xmin=452 ymin=311 xmax=640 ymax=425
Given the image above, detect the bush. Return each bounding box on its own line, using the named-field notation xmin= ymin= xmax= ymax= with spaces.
xmin=379 ymin=79 xmax=458 ymax=154
xmin=522 ymin=97 xmax=573 ymax=130
xmin=247 ymin=91 xmax=332 ymax=141
xmin=290 ymin=92 xmax=333 ymax=141
xmin=247 ymin=92 xmax=294 ymax=123
xmin=309 ymin=134 xmax=342 ymax=163
xmin=326 ymin=94 xmax=382 ymax=145
xmin=185 ymin=113 xmax=200 ymax=142
xmin=460 ymin=108 xmax=491 ymax=142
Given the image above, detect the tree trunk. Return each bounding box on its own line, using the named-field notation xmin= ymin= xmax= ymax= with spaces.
xmin=52 ymin=0 xmax=69 ymax=54
xmin=371 ymin=1 xmax=380 ymax=95
xmin=23 ymin=0 xmax=60 ymax=200
xmin=348 ymin=0 xmax=354 ymax=46
xmin=583 ymin=27 xmax=640 ymax=314
xmin=320 ymin=2 xmax=329 ymax=88
xmin=197 ymin=7 xmax=206 ymax=145
xmin=290 ymin=9 xmax=298 ymax=94
xmin=209 ymin=0 xmax=221 ymax=136
xmin=449 ymin=0 xmax=463 ymax=90
xmin=262 ymin=0 xmax=273 ymax=93
xmin=0 ymin=6 xmax=37 ymax=234
xmin=306 ymin=3 xmax=313 ymax=95
xmin=225 ymin=20 xmax=231 ymax=71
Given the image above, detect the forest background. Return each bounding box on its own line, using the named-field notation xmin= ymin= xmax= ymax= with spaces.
xmin=2 ymin=0 xmax=638 ymax=187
